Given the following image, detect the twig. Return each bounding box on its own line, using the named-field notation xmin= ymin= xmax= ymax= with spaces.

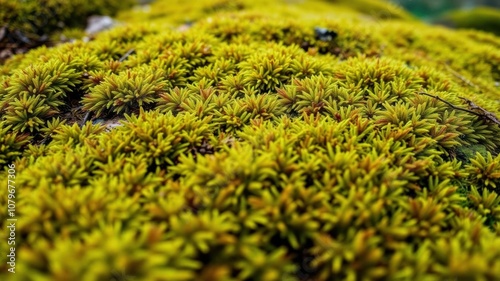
xmin=417 ymin=92 xmax=479 ymax=115
xmin=457 ymin=97 xmax=500 ymax=125
xmin=80 ymin=111 xmax=91 ymax=127
xmin=118 ymin=48 xmax=135 ymax=62
xmin=417 ymin=92 xmax=500 ymax=126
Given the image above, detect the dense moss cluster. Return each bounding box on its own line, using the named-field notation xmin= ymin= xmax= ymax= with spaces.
xmin=1 ymin=0 xmax=500 ymax=280
xmin=0 ymin=0 xmax=135 ymax=61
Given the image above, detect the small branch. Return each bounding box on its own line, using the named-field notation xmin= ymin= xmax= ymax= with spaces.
xmin=457 ymin=97 xmax=500 ymax=125
xmin=417 ymin=92 xmax=479 ymax=116
xmin=118 ymin=48 xmax=135 ymax=62
xmin=80 ymin=111 xmax=91 ymax=127
xmin=417 ymin=92 xmax=500 ymax=126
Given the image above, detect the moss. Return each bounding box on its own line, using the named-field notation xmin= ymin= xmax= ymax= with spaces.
xmin=455 ymin=144 xmax=489 ymax=164
xmin=0 ymin=0 xmax=136 ymax=61
xmin=1 ymin=0 xmax=500 ymax=280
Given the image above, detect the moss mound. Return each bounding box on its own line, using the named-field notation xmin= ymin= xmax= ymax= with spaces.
xmin=1 ymin=0 xmax=500 ymax=280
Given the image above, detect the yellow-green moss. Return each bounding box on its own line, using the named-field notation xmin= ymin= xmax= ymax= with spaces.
xmin=0 ymin=0 xmax=136 ymax=61
xmin=1 ymin=0 xmax=500 ymax=280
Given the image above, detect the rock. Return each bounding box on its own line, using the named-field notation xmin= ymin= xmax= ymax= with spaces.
xmin=85 ymin=15 xmax=115 ymax=35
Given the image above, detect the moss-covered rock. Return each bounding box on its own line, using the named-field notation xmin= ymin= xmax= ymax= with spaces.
xmin=1 ymin=0 xmax=500 ymax=280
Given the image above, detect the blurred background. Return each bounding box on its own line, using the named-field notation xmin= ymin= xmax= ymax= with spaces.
xmin=391 ymin=0 xmax=500 ymax=19
xmin=389 ymin=0 xmax=500 ymax=36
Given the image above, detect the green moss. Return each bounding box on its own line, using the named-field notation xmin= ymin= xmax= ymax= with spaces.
xmin=0 ymin=0 xmax=136 ymax=61
xmin=455 ymin=144 xmax=489 ymax=164
xmin=1 ymin=0 xmax=500 ymax=280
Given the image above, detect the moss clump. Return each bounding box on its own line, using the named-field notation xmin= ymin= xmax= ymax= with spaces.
xmin=1 ymin=0 xmax=500 ymax=280
xmin=0 ymin=0 xmax=136 ymax=61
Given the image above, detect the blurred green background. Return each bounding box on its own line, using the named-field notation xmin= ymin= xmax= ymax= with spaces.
xmin=389 ymin=0 xmax=500 ymax=36
xmin=390 ymin=0 xmax=500 ymax=19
